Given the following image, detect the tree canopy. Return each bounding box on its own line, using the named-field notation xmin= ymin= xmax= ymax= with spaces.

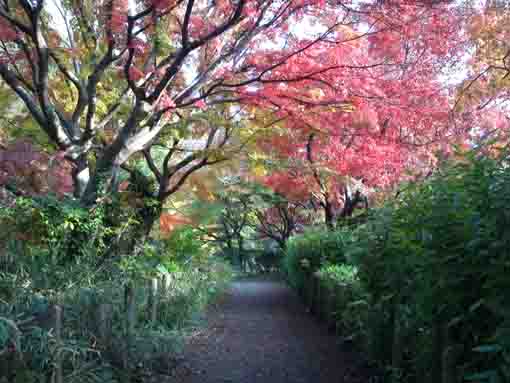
xmin=1 ymin=0 xmax=510 ymax=233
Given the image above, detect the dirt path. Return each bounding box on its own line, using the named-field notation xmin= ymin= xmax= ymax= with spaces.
xmin=175 ymin=276 xmax=374 ymax=383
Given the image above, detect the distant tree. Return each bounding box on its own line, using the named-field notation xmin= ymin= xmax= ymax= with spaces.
xmin=252 ymin=190 xmax=309 ymax=249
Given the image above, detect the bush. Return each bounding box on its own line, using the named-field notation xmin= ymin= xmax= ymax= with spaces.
xmin=283 ymin=228 xmax=355 ymax=292
xmin=0 ymin=197 xmax=234 ymax=382
xmin=286 ymin=148 xmax=510 ymax=382
xmin=348 ymin=148 xmax=510 ymax=381
xmin=316 ymin=264 xmax=369 ymax=341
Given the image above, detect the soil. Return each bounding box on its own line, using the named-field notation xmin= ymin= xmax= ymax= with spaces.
xmin=172 ymin=275 xmax=376 ymax=383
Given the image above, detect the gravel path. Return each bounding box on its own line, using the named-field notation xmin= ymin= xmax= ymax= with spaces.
xmin=175 ymin=276 xmax=374 ymax=383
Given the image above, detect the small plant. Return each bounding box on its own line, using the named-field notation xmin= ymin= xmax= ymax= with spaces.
xmin=283 ymin=228 xmax=356 ymax=291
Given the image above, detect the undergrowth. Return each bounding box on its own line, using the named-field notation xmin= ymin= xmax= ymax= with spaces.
xmin=0 ymin=197 xmax=233 ymax=382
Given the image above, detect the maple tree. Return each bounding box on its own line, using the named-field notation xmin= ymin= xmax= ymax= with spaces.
xmin=257 ymin=129 xmax=374 ymax=228
xmin=458 ymin=1 xmax=510 ymax=100
xmin=212 ymin=190 xmax=252 ymax=268
xmin=176 ymin=181 xmax=255 ymax=268
xmin=0 ymin=0 xmax=486 ymax=239
xmin=0 ymin=139 xmax=73 ymax=197
xmin=452 ymin=0 xmax=510 ymax=150
xmin=243 ymin=2 xmax=478 ymax=227
xmin=254 ymin=193 xmax=308 ymax=250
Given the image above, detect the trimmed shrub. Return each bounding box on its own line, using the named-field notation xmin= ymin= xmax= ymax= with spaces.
xmin=287 ymin=148 xmax=510 ymax=382
xmin=349 ymin=149 xmax=510 ymax=381
xmin=283 ymin=228 xmax=355 ymax=292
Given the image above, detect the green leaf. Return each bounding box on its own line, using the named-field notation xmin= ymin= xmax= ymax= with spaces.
xmin=465 ymin=370 xmax=499 ymax=382
xmin=473 ymin=345 xmax=503 ymax=353
xmin=0 ymin=321 xmax=9 ymax=348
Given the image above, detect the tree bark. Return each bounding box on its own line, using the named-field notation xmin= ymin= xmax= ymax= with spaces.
xmin=72 ymin=154 xmax=90 ymax=198
xmin=121 ymin=198 xmax=162 ymax=256
xmin=238 ymin=235 xmax=245 ymax=272
xmin=324 ymin=200 xmax=335 ymax=230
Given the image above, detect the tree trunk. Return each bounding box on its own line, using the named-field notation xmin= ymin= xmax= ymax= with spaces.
xmin=277 ymin=238 xmax=287 ymax=252
xmin=71 ymin=154 xmax=90 ymax=198
xmin=119 ymin=199 xmax=162 ymax=256
xmin=225 ymin=238 xmax=235 ymax=262
xmin=324 ymin=200 xmax=335 ymax=230
xmin=81 ymin=163 xmax=120 ymax=206
xmin=101 ymin=173 xmax=162 ymax=258
xmin=238 ymin=235 xmax=245 ymax=272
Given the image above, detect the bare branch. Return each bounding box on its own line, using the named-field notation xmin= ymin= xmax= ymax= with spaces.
xmin=147 ymin=0 xmax=246 ymax=102
xmin=181 ymin=0 xmax=195 ymax=48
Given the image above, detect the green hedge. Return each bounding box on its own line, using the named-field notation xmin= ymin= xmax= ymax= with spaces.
xmin=349 ymin=150 xmax=510 ymax=382
xmin=283 ymin=228 xmax=355 ymax=292
xmin=316 ymin=264 xmax=369 ymax=340
xmin=286 ymin=148 xmax=510 ymax=383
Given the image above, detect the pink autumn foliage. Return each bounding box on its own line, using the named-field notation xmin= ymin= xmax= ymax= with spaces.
xmin=194 ymin=99 xmax=207 ymax=109
xmin=151 ymin=0 xmax=175 ymax=11
xmin=0 ymin=140 xmax=74 ymax=198
xmin=110 ymin=0 xmax=129 ymax=34
xmin=0 ymin=18 xmax=17 ymax=41
xmin=241 ymin=1 xmax=470 ymax=207
xmin=128 ymin=66 xmax=145 ymax=81
xmin=157 ymin=92 xmax=176 ymax=114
